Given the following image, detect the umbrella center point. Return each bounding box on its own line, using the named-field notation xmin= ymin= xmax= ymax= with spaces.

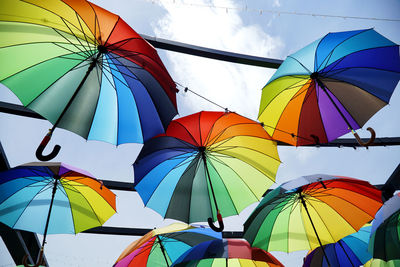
xmin=310 ymin=72 xmax=319 ymax=80
xmin=198 ymin=146 xmax=206 ymax=153
xmin=97 ymin=45 xmax=107 ymax=54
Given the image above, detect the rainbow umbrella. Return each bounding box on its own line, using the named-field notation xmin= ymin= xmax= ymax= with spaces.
xmin=364 ymin=259 xmax=400 ymax=267
xmin=134 ymin=111 xmax=280 ymax=232
xmin=258 ymin=29 xmax=400 ymax=146
xmin=243 ymin=175 xmax=382 ymax=266
xmin=171 ymin=238 xmax=284 ymax=267
xmin=0 ymin=162 xmax=116 ymax=266
xmin=369 ymin=193 xmax=400 ymax=261
xmin=303 ymin=224 xmax=372 ymax=267
xmin=114 ymin=223 xmax=221 ymax=267
xmin=0 ymin=0 xmax=177 ymax=161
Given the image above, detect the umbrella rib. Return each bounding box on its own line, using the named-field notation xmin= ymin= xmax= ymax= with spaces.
xmin=173 ymin=121 xmax=201 ymax=147
xmin=303 ymin=197 xmax=337 ymax=244
xmin=12 ymin=1 xmax=96 ymax=48
xmin=0 ymin=49 xmax=89 ymax=85
xmin=10 ymin=179 xmax=54 ymax=229
xmin=309 ymin=188 xmax=381 ymax=220
xmin=104 ymin=52 xmax=168 ymax=134
xmin=287 ymin=55 xmax=313 ymax=74
xmin=51 ymin=27 xmax=93 ymax=57
xmin=205 ymin=156 xmax=239 ymax=215
xmin=139 ymin=153 xmax=196 ymax=206
xmin=73 ymin=9 xmax=94 ymax=54
xmin=210 ymin=141 xmax=281 ymax=172
xmin=64 ymin=183 xmax=107 ymax=225
xmin=317 ymin=29 xmax=370 ymax=71
xmin=258 ymin=78 xmax=309 ymax=120
xmin=57 ymin=16 xmax=94 ymax=57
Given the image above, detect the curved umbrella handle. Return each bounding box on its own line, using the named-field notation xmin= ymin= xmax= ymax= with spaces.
xmin=352 ymin=127 xmax=376 ymax=147
xmin=207 ymin=211 xmax=224 ymax=232
xmin=35 ymin=131 xmax=61 ymax=161
xmin=22 ymin=249 xmax=44 ymax=267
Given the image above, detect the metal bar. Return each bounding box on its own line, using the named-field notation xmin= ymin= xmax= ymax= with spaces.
xmin=82 ymin=226 xmax=243 ymax=238
xmin=141 ymin=34 xmax=283 ymax=69
xmin=2 ymin=101 xmax=400 ymax=147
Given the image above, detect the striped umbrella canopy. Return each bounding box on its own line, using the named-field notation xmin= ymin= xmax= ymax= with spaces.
xmin=134 ymin=111 xmax=280 ymax=231
xmin=369 ymin=193 xmax=400 ymax=261
xmin=0 ymin=162 xmax=116 ymax=265
xmin=0 ymin=0 xmax=177 ymax=161
xmin=114 ymin=223 xmax=221 ymax=267
xmin=364 ymin=259 xmax=400 ymax=267
xmin=303 ymin=224 xmax=372 ymax=267
xmin=243 ymin=174 xmax=382 ymax=266
xmin=258 ymin=29 xmax=400 ymax=146
xmin=171 ymin=239 xmax=284 ymax=267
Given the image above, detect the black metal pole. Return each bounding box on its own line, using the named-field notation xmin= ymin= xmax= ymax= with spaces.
xmin=315 ymin=77 xmax=354 ymax=131
xmin=41 ymin=176 xmax=59 ymax=249
xmin=50 ymin=52 xmax=102 ymax=133
xmin=200 ymin=150 xmax=220 ymax=213
xmin=299 ymin=193 xmax=331 ymax=266
xmin=156 ymin=235 xmax=169 ymax=267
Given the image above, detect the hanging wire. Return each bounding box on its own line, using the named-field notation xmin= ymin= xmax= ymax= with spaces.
xmin=147 ymin=0 xmax=400 ymax=22
xmin=175 ymin=82 xmax=316 ymax=144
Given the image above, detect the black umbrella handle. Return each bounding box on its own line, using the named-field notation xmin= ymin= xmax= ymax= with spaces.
xmin=35 ymin=130 xmax=61 ymax=161
xmin=208 ymin=211 xmax=224 ymax=232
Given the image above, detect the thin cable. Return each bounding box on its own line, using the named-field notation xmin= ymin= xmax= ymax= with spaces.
xmin=147 ymin=0 xmax=400 ymax=22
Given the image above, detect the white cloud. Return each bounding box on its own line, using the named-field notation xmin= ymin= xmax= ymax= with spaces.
xmin=152 ymin=0 xmax=283 ymax=119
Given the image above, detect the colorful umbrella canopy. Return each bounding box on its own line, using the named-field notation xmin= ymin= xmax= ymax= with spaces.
xmin=134 ymin=111 xmax=280 ymax=231
xmin=364 ymin=259 xmax=400 ymax=267
xmin=171 ymin=238 xmax=284 ymax=267
xmin=0 ymin=162 xmax=116 ymax=266
xmin=243 ymin=174 xmax=382 ymax=263
xmin=114 ymin=223 xmax=221 ymax=267
xmin=0 ymin=0 xmax=177 ymax=161
xmin=303 ymin=224 xmax=372 ymax=267
xmin=369 ymin=193 xmax=400 ymax=261
xmin=258 ymin=29 xmax=400 ymax=146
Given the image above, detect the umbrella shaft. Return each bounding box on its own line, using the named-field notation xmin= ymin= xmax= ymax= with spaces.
xmin=201 ymin=152 xmax=220 ymax=213
xmin=316 ymin=78 xmax=354 ymax=131
xmin=299 ymin=194 xmax=331 ymax=267
xmin=42 ymin=179 xmax=58 ymax=248
xmin=51 ymin=53 xmax=101 ymax=132
xmin=156 ymin=236 xmax=169 ymax=267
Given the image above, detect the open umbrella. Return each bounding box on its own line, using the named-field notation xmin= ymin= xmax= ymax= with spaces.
xmin=0 ymin=0 xmax=177 ymax=161
xmin=369 ymin=193 xmax=400 ymax=261
xmin=364 ymin=259 xmax=400 ymax=267
xmin=243 ymin=174 xmax=382 ymax=266
xmin=134 ymin=111 xmax=280 ymax=231
xmin=171 ymin=238 xmax=284 ymax=267
xmin=114 ymin=223 xmax=221 ymax=267
xmin=258 ymin=29 xmax=400 ymax=146
xmin=303 ymin=224 xmax=372 ymax=267
xmin=0 ymin=162 xmax=116 ymax=266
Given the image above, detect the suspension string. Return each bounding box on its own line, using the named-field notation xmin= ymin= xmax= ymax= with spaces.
xmin=175 ymin=82 xmax=314 ymax=143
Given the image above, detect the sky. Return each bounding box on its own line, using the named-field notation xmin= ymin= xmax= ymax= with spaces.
xmin=1 ymin=0 xmax=400 ymax=266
